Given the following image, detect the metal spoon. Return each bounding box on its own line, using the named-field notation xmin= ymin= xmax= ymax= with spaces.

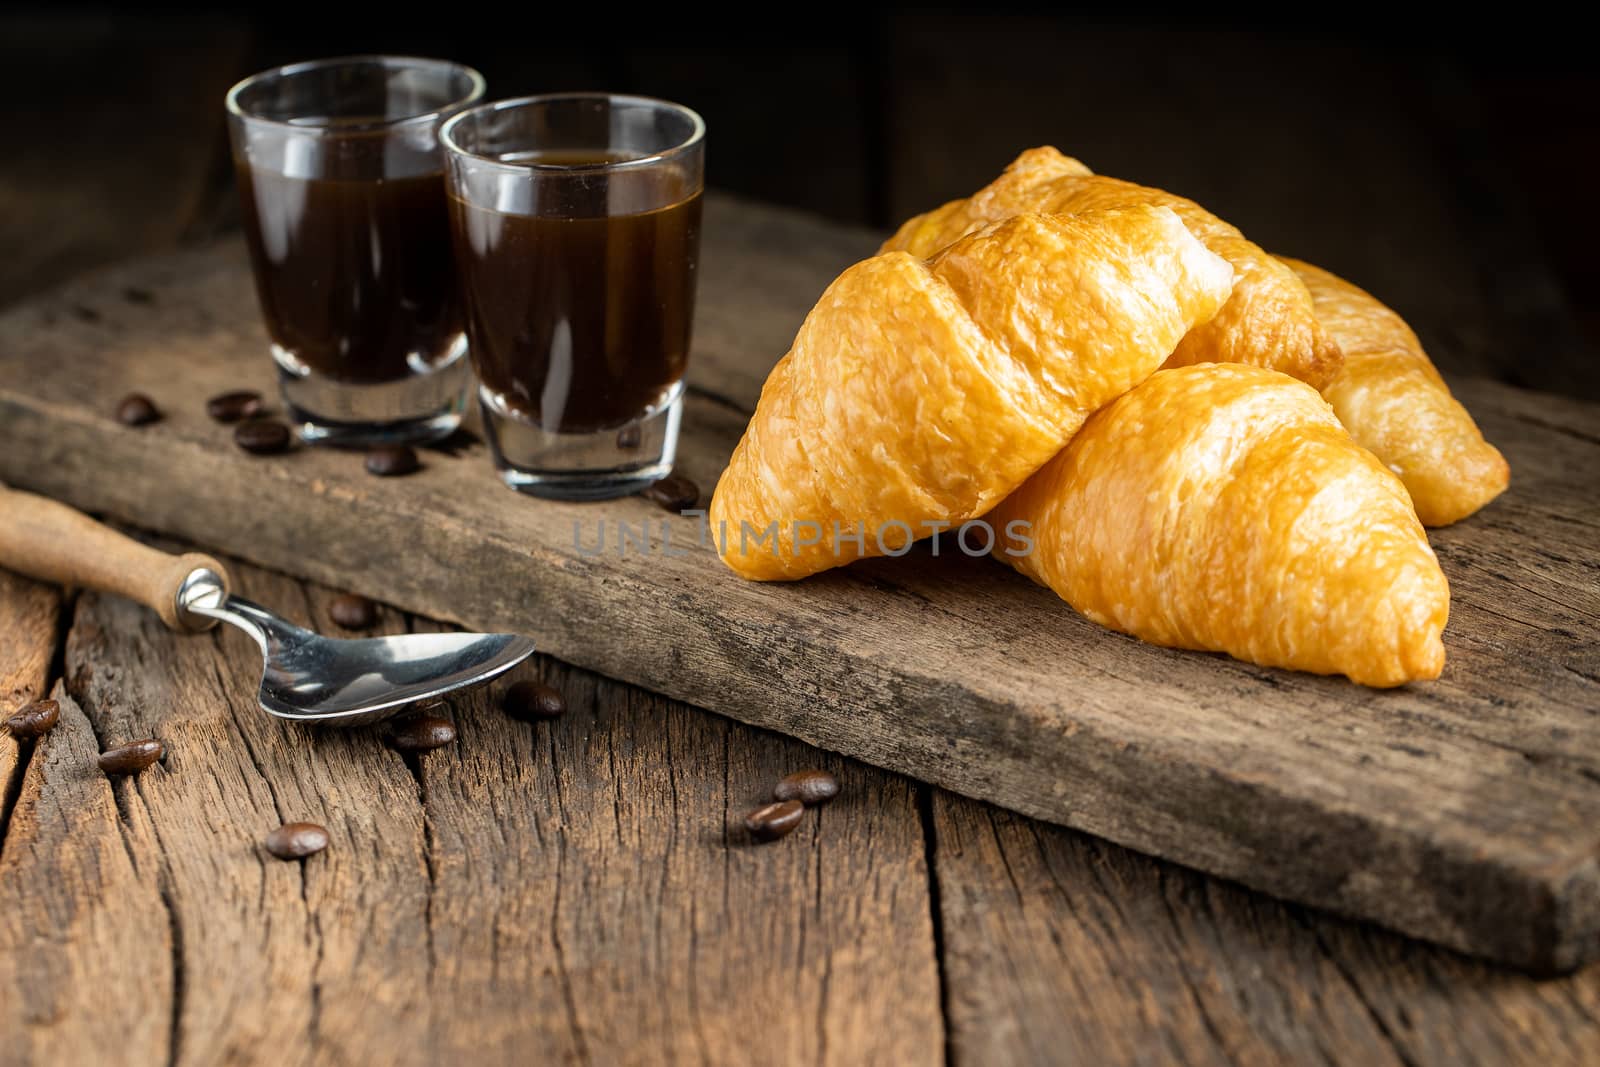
xmin=0 ymin=483 xmax=535 ymax=726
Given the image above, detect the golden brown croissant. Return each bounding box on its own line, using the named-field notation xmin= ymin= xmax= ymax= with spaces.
xmin=882 ymin=147 xmax=1344 ymax=390
xmin=992 ymin=364 xmax=1450 ymax=687
xmin=710 ymin=206 xmax=1235 ymax=581
xmin=1278 ymin=257 xmax=1509 ymax=527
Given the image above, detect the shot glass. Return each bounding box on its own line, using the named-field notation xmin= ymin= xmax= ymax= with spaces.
xmin=226 ymin=56 xmax=486 ymax=446
xmin=440 ymin=93 xmax=705 ymax=499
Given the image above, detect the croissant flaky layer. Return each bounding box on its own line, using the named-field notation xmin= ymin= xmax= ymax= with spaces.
xmin=1280 ymin=257 xmax=1510 ymax=527
xmin=709 ymin=205 xmax=1234 ymax=580
xmin=882 ymin=147 xmax=1344 ymax=390
xmin=993 ymin=364 xmax=1450 ymax=687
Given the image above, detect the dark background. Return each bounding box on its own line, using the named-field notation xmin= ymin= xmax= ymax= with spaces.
xmin=3 ymin=8 xmax=1597 ymax=402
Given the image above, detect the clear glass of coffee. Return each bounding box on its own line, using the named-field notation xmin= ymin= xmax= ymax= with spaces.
xmin=226 ymin=56 xmax=485 ymax=446
xmin=440 ymin=94 xmax=705 ymax=500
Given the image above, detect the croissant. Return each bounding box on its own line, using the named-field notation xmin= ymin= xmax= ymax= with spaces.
xmin=992 ymin=364 xmax=1450 ymax=687
xmin=1278 ymin=257 xmax=1509 ymax=527
xmin=882 ymin=147 xmax=1344 ymax=390
xmin=710 ymin=206 xmax=1235 ymax=580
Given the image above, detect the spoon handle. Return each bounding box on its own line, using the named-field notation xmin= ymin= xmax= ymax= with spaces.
xmin=0 ymin=483 xmax=228 ymax=631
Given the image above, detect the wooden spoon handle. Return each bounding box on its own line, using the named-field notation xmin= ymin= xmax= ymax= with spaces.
xmin=0 ymin=483 xmax=228 ymax=631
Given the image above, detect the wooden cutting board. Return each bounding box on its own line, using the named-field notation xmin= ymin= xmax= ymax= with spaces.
xmin=1 ymin=194 xmax=1596 ymax=972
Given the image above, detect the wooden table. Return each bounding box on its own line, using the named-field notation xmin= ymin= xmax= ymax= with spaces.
xmin=3 ymin=15 xmax=1599 ymax=1066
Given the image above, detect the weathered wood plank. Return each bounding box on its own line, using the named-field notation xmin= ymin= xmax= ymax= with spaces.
xmin=0 ymin=684 xmax=173 ymax=1066
xmin=62 ymin=561 xmax=433 ymax=1067
xmin=412 ymin=618 xmax=943 ymax=1064
xmin=931 ymin=792 xmax=1600 ymax=1067
xmin=0 ymin=207 xmax=1595 ymax=970
xmin=0 ymin=569 xmax=59 ymax=843
xmin=7 ymin=547 xmax=941 ymax=1064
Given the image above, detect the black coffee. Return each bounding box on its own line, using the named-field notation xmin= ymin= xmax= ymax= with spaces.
xmin=450 ymin=151 xmax=702 ymax=433
xmin=236 ymin=163 xmax=463 ymax=384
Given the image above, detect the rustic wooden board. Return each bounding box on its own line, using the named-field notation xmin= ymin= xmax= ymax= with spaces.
xmin=0 ymin=196 xmax=1597 ymax=971
xmin=0 ymin=550 xmax=942 ymax=1065
xmin=930 ymin=792 xmax=1600 ymax=1066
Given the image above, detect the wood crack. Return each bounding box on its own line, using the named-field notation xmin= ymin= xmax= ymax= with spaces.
xmin=916 ymin=787 xmax=954 ymax=1067
xmin=1152 ymin=867 xmax=1237 ymax=1065
xmin=546 ymin=727 xmax=590 ymax=1064
xmin=1298 ymin=917 xmax=1422 ymax=1067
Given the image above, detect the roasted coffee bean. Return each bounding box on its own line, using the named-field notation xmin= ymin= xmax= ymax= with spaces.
xmin=365 ymin=444 xmax=420 ymax=477
xmin=774 ymin=769 xmax=840 ymax=807
xmin=115 ymin=393 xmax=162 ymax=426
xmin=123 ymin=287 xmax=155 ymax=305
xmin=263 ymin=821 xmax=330 ymax=860
xmin=385 ymin=713 xmax=456 ymax=753
xmin=640 ymin=473 xmax=699 ymax=513
xmin=234 ymin=418 xmax=291 ymax=455
xmin=4 ymin=698 xmax=60 ymax=739
xmin=502 ymin=681 xmax=566 ymax=721
xmin=328 ymin=593 xmax=379 ymax=630
xmin=744 ymin=799 xmax=805 ymax=843
xmin=615 ymin=424 xmax=642 ymax=450
xmin=98 ymin=739 xmax=165 ymax=775
xmin=206 ymin=389 xmax=264 ymax=423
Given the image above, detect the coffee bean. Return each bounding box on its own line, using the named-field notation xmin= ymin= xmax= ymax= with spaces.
xmin=98 ymin=739 xmax=165 ymax=775
xmin=263 ymin=821 xmax=330 ymax=860
xmin=234 ymin=418 xmax=291 ymax=455
xmin=616 ymin=424 xmax=642 ymax=450
xmin=206 ymin=389 xmax=264 ymax=423
xmin=123 ymin=287 xmax=155 ymax=305
xmin=328 ymin=593 xmax=379 ymax=630
xmin=365 ymin=444 xmax=420 ymax=477
xmin=115 ymin=393 xmax=162 ymax=426
xmin=744 ymin=799 xmax=805 ymax=843
xmin=385 ymin=713 xmax=456 ymax=754
xmin=4 ymin=699 xmax=60 ymax=739
xmin=501 ymin=680 xmax=566 ymax=721
xmin=640 ymin=473 xmax=699 ymax=513
xmin=774 ymin=769 xmax=840 ymax=807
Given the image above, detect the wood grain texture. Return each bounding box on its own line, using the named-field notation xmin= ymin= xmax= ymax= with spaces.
xmin=412 ymin=617 xmax=942 ymax=1064
xmin=0 ymin=569 xmax=60 ymax=871
xmin=1 ymin=549 xmax=941 ymax=1065
xmin=931 ymin=791 xmax=1600 ymax=1067
xmin=0 ymin=684 xmax=172 ymax=1067
xmin=0 ymin=202 xmax=1595 ymax=971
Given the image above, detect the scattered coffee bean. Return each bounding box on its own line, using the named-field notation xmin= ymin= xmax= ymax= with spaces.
xmin=115 ymin=393 xmax=162 ymax=426
xmin=640 ymin=473 xmax=699 ymax=513
xmin=365 ymin=444 xmax=420 ymax=477
xmin=98 ymin=739 xmax=165 ymax=775
xmin=123 ymin=287 xmax=155 ymax=305
xmin=328 ymin=593 xmax=379 ymax=630
xmin=4 ymin=699 xmax=60 ymax=739
xmin=616 ymin=424 xmax=642 ymax=450
xmin=744 ymin=799 xmax=805 ymax=843
xmin=263 ymin=822 xmax=330 ymax=860
xmin=206 ymin=389 xmax=264 ymax=423
xmin=71 ymin=304 xmax=101 ymax=323
xmin=385 ymin=713 xmax=457 ymax=754
xmin=234 ymin=418 xmax=291 ymax=455
xmin=501 ymin=680 xmax=566 ymax=722
xmin=774 ymin=769 xmax=840 ymax=807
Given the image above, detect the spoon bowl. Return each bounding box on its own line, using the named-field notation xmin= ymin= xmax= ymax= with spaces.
xmin=181 ymin=569 xmax=535 ymax=726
